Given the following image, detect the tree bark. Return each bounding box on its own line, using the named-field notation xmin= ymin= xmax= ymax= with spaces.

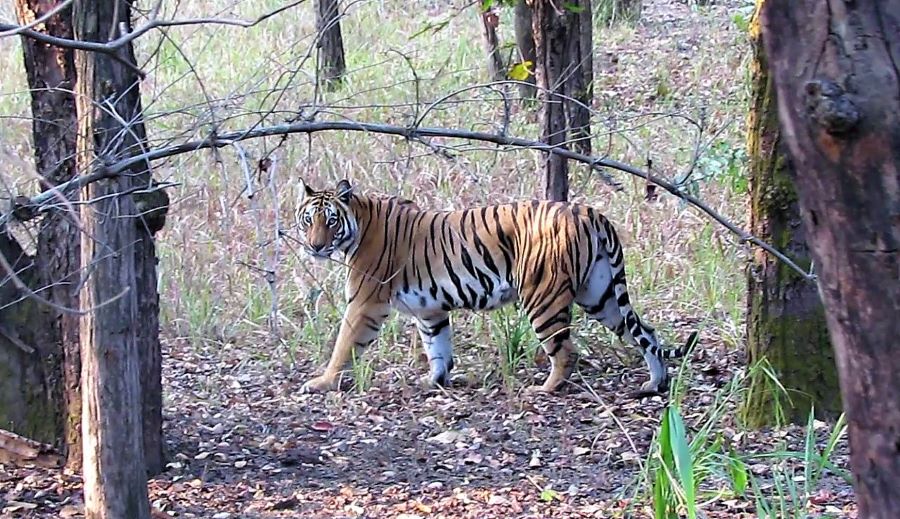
xmin=567 ymin=0 xmax=593 ymax=156
xmin=761 ymin=1 xmax=900 ymax=516
xmin=533 ymin=0 xmax=572 ymax=201
xmin=0 ymin=231 xmax=57 ymax=444
xmin=316 ymin=0 xmax=346 ymax=91
xmin=742 ymin=0 xmax=840 ymax=427
xmin=12 ymin=0 xmax=81 ymax=468
xmin=74 ymin=0 xmax=152 ymax=515
xmin=9 ymin=0 xmax=165 ymax=476
xmin=513 ymin=0 xmax=536 ymax=102
xmin=480 ymin=5 xmax=505 ymax=82
xmin=598 ymin=0 xmax=641 ymax=26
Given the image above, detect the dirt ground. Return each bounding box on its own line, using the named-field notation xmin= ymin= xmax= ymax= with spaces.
xmin=2 ymin=323 xmax=856 ymax=518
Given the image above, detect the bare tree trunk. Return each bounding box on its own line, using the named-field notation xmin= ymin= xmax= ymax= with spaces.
xmin=9 ymin=0 xmax=165 ymax=476
xmin=74 ymin=0 xmax=151 ymax=515
xmin=513 ymin=0 xmax=536 ymax=102
xmin=12 ymin=0 xmax=81 ymax=468
xmin=316 ymin=0 xmax=346 ymax=91
xmin=761 ymin=1 xmax=900 ymax=516
xmin=567 ymin=0 xmax=593 ymax=155
xmin=597 ymin=0 xmax=641 ymax=26
xmin=742 ymin=0 xmax=839 ymax=427
xmin=480 ymin=5 xmax=505 ymax=82
xmin=533 ymin=0 xmax=571 ymax=201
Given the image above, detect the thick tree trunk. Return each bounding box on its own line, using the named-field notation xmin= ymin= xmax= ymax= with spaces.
xmin=742 ymin=0 xmax=839 ymax=427
xmin=480 ymin=5 xmax=505 ymax=82
xmin=513 ymin=0 xmax=536 ymax=102
xmin=761 ymin=1 xmax=900 ymax=516
xmin=533 ymin=0 xmax=572 ymax=201
xmin=74 ymin=0 xmax=152 ymax=515
xmin=12 ymin=0 xmax=81 ymax=468
xmin=0 ymin=231 xmax=57 ymax=444
xmin=316 ymin=0 xmax=346 ymax=91
xmin=9 ymin=0 xmax=165 ymax=476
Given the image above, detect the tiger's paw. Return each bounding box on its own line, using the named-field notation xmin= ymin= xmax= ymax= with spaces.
xmin=300 ymin=374 xmax=338 ymax=394
xmin=524 ymin=383 xmax=555 ymax=395
xmin=419 ymin=371 xmax=450 ymax=390
xmin=629 ymin=381 xmax=668 ymax=399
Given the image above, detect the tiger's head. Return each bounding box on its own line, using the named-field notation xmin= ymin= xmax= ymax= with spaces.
xmin=295 ymin=179 xmax=358 ymax=260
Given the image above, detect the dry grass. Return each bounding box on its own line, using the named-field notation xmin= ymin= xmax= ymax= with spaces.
xmin=0 ymin=0 xmax=752 ymax=385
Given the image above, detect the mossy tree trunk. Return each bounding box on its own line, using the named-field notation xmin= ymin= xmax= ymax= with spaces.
xmin=0 ymin=232 xmax=57 ymax=446
xmin=761 ymin=0 xmax=900 ymax=515
xmin=1 ymin=0 xmax=80 ymax=458
xmin=513 ymin=0 xmax=536 ymax=102
xmin=480 ymin=4 xmax=505 ymax=81
xmin=741 ymin=0 xmax=840 ymax=427
xmin=567 ymin=0 xmax=592 ymax=156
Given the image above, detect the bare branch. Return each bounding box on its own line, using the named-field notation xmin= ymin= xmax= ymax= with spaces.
xmin=0 ymin=1 xmax=307 ymax=77
xmin=0 ymin=0 xmax=73 ymax=37
xmin=3 ymin=119 xmax=814 ymax=281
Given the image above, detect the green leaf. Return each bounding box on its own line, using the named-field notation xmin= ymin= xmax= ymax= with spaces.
xmin=540 ymin=488 xmax=560 ymax=502
xmin=726 ymin=449 xmax=748 ymax=496
xmin=481 ymin=0 xmax=495 ymax=12
xmin=666 ymin=407 xmax=696 ymax=519
xmin=508 ymin=61 xmax=533 ymax=81
xmin=562 ymin=2 xmax=585 ymax=14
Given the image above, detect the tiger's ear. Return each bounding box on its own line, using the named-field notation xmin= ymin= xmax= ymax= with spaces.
xmin=299 ymin=179 xmax=315 ymax=203
xmin=335 ymin=179 xmax=353 ymax=203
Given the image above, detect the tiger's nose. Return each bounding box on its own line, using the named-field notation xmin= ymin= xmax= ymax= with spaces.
xmin=310 ymin=241 xmax=327 ymax=252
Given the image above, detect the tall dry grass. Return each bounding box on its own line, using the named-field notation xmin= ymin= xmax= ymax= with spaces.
xmin=0 ymin=0 xmax=753 ymax=384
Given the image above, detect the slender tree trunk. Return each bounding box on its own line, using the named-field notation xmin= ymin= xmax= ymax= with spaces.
xmin=12 ymin=0 xmax=81 ymax=468
xmin=761 ymin=1 xmax=900 ymax=516
xmin=316 ymin=0 xmax=346 ymax=91
xmin=513 ymin=0 xmax=536 ymax=102
xmin=598 ymin=0 xmax=641 ymax=26
xmin=742 ymin=0 xmax=839 ymax=427
xmin=533 ymin=0 xmax=571 ymax=201
xmin=480 ymin=5 xmax=505 ymax=82
xmin=74 ymin=0 xmax=151 ymax=515
xmin=567 ymin=0 xmax=593 ymax=155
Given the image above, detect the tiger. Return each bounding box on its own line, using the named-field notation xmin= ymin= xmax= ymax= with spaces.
xmin=295 ymin=179 xmax=696 ymax=396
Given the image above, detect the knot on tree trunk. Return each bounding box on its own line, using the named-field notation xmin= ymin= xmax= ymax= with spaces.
xmin=133 ymin=182 xmax=170 ymax=235
xmin=804 ymin=79 xmax=860 ymax=135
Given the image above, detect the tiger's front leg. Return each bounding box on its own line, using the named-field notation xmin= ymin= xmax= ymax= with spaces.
xmin=415 ymin=312 xmax=454 ymax=387
xmin=301 ymin=301 xmax=390 ymax=393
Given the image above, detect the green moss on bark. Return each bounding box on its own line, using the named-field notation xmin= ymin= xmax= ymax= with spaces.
xmin=740 ymin=0 xmax=840 ymax=427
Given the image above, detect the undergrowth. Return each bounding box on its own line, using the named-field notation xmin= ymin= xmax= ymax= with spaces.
xmin=632 ymin=361 xmax=850 ymax=519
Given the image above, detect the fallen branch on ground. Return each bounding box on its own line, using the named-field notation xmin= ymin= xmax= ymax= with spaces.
xmin=0 ymin=428 xmax=63 ymax=468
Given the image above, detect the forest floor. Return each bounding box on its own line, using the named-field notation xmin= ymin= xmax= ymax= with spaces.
xmin=2 ymin=331 xmax=856 ymax=518
xmin=0 ymin=0 xmax=859 ymax=517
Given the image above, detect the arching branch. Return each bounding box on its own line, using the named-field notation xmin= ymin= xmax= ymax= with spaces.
xmin=2 ymin=120 xmax=816 ymax=281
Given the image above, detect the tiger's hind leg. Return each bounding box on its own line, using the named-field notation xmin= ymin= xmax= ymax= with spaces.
xmin=522 ymin=297 xmax=577 ymax=393
xmin=575 ymin=262 xmax=670 ymax=395
xmin=415 ymin=312 xmax=455 ymax=387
